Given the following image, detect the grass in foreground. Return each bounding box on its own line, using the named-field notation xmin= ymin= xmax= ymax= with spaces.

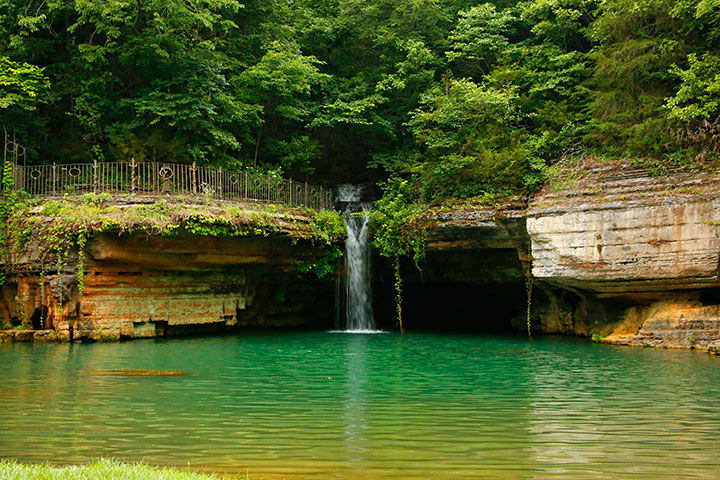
xmin=0 ymin=458 xmax=250 ymax=480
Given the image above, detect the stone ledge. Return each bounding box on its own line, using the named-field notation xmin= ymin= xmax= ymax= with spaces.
xmin=0 ymin=330 xmax=63 ymax=342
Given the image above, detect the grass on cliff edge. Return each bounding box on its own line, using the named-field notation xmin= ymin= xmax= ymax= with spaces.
xmin=0 ymin=458 xmax=252 ymax=480
xmin=7 ymin=193 xmax=345 ymax=242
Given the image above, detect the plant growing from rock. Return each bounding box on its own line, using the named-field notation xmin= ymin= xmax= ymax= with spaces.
xmin=369 ymin=180 xmax=427 ymax=333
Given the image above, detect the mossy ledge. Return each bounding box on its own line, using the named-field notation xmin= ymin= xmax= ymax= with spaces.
xmin=0 ymin=194 xmax=345 ymax=342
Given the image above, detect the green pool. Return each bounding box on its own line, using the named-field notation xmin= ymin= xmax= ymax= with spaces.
xmin=1 ymin=331 xmax=718 ymax=479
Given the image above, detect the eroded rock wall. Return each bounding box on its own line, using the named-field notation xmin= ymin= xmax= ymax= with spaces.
xmin=1 ymin=232 xmax=333 ymax=341
xmin=375 ymin=203 xmax=532 ymax=332
xmin=396 ymin=163 xmax=720 ymax=352
xmin=526 ymin=162 xmax=720 ymax=352
xmin=5 ymin=162 xmax=720 ymax=352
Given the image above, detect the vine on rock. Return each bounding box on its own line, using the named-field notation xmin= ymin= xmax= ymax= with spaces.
xmin=38 ymin=264 xmax=45 ymax=329
xmin=77 ymin=234 xmax=87 ymax=295
xmin=0 ymin=160 xmax=19 ymax=287
xmin=369 ymin=181 xmax=427 ymax=334
xmin=523 ymin=245 xmax=534 ymax=339
xmin=394 ymin=257 xmax=404 ymax=334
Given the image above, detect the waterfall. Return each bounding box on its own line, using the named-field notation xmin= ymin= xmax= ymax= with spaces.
xmin=336 ymin=185 xmax=377 ymax=332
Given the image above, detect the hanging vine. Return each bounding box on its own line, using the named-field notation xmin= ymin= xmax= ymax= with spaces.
xmin=394 ymin=257 xmax=404 ymax=334
xmin=77 ymin=234 xmax=87 ymax=295
xmin=523 ymin=244 xmax=534 ymax=339
xmin=38 ymin=263 xmax=45 ymax=329
xmin=56 ymin=253 xmax=65 ymax=322
xmin=368 ymin=181 xmax=427 ymax=334
xmin=0 ymin=160 xmax=19 ymax=287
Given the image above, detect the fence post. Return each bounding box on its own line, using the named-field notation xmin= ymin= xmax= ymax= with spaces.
xmin=52 ymin=163 xmax=57 ymax=195
xmin=130 ymin=157 xmax=136 ymax=193
xmin=289 ymin=179 xmax=293 ymax=205
xmin=93 ymin=159 xmax=98 ymax=193
xmin=244 ymin=171 xmax=248 ymax=200
xmin=15 ymin=162 xmax=21 ymax=192
xmin=191 ymin=162 xmax=197 ymax=195
xmin=304 ymin=182 xmax=308 ymax=207
xmin=218 ymin=166 xmax=222 ymax=199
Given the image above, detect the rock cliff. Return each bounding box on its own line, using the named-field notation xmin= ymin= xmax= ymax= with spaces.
xmin=526 ymin=161 xmax=720 ymax=352
xmin=4 ymin=162 xmax=720 ymax=353
xmin=403 ymin=160 xmax=720 ymax=351
xmin=0 ymin=198 xmax=340 ymax=341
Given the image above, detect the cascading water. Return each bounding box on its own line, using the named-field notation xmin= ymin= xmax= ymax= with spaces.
xmin=335 ymin=184 xmax=377 ymax=332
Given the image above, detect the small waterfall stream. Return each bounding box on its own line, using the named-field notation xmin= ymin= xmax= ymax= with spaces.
xmin=336 ymin=185 xmax=376 ymax=332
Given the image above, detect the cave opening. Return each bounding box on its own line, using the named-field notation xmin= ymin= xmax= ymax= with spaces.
xmin=369 ymin=249 xmax=529 ymax=334
xmin=372 ymin=281 xmax=527 ymax=333
xmin=30 ymin=306 xmax=49 ymax=330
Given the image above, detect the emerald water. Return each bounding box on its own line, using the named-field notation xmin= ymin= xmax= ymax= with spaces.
xmin=1 ymin=332 xmax=719 ymax=479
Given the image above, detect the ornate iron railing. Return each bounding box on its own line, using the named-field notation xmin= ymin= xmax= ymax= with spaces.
xmin=4 ymin=160 xmax=333 ymax=210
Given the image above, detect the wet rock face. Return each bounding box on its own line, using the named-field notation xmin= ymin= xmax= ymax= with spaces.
xmin=1 ymin=232 xmax=334 ymax=341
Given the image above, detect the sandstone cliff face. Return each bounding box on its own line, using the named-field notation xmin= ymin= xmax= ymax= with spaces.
xmin=526 ymin=162 xmax=720 ymax=351
xmin=398 ymin=162 xmax=720 ymax=351
xmin=4 ymin=163 xmax=720 ymax=352
xmin=1 ymin=231 xmax=333 ymax=342
xmin=528 ymin=166 xmax=720 ymax=292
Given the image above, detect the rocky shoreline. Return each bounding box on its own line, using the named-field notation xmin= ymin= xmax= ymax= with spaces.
xmin=3 ymin=162 xmax=720 ymax=353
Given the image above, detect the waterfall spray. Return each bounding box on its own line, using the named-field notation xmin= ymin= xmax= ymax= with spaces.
xmin=336 ymin=185 xmax=376 ymax=332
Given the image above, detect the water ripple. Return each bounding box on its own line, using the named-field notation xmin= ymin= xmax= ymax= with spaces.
xmin=1 ymin=332 xmax=719 ymax=479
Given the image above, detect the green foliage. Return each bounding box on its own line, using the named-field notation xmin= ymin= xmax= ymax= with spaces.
xmin=0 ymin=0 xmax=717 ymax=222
xmin=0 ymin=57 xmax=50 ymax=113
xmin=523 ymin=248 xmax=534 ymax=339
xmin=0 ymin=161 xmax=19 ymax=286
xmin=409 ymin=78 xmax=518 ymax=151
xmin=76 ymin=233 xmax=86 ymax=295
xmin=666 ymin=54 xmax=720 ymax=122
xmin=393 ymin=257 xmax=404 ymax=334
xmin=299 ymin=210 xmax=345 ymax=279
xmin=369 ymin=180 xmax=427 ymax=331
xmin=404 ymin=77 xmax=547 ymax=200
xmin=369 ymin=180 xmax=426 ymax=265
xmin=446 ymin=5 xmax=516 ymax=75
xmin=309 ymin=210 xmax=346 ymax=245
xmin=298 ymin=245 xmax=343 ymax=279
xmin=0 ymin=458 xmax=243 ymax=480
xmin=0 ymin=160 xmax=18 ymax=217
xmin=273 ymin=136 xmax=321 ymax=175
xmin=81 ymin=192 xmax=111 ymax=206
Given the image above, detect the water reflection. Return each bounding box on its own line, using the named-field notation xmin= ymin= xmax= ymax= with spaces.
xmin=0 ymin=333 xmax=719 ymax=479
xmin=526 ymin=342 xmax=720 ymax=479
xmin=341 ymin=334 xmax=371 ymax=475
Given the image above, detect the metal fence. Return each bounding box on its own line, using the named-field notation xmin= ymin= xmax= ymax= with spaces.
xmin=5 ymin=160 xmax=333 ymax=210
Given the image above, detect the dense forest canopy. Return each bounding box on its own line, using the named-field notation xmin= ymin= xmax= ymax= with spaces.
xmin=1 ymin=0 xmax=719 ymax=202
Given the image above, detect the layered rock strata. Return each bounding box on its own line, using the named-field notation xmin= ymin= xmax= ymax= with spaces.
xmin=397 ymin=162 xmax=720 ymax=351
xmin=1 ymin=202 xmax=335 ymax=341
xmin=527 ymin=162 xmax=720 ymax=352
xmin=4 ymin=162 xmax=720 ymax=352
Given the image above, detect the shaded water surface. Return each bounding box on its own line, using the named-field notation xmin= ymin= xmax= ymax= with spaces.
xmin=1 ymin=332 xmax=719 ymax=479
